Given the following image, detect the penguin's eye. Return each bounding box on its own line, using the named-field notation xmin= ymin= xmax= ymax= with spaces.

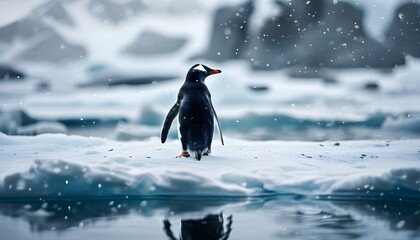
xmin=193 ymin=64 xmax=207 ymax=73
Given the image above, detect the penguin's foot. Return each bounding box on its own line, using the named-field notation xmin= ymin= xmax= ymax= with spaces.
xmin=177 ymin=152 xmax=190 ymax=158
xmin=203 ymin=151 xmax=209 ymax=156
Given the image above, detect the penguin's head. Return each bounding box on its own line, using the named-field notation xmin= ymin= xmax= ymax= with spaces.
xmin=186 ymin=64 xmax=221 ymax=83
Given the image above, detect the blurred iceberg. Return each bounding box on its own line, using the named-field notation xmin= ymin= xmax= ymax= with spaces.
xmin=0 ymin=0 xmax=419 ymax=141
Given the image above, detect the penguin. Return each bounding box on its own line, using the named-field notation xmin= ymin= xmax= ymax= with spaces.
xmin=161 ymin=64 xmax=224 ymax=161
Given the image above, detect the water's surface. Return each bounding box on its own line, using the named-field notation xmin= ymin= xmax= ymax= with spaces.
xmin=0 ymin=197 xmax=419 ymax=240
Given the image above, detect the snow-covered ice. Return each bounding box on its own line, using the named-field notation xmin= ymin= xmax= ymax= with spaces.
xmin=0 ymin=133 xmax=418 ymax=201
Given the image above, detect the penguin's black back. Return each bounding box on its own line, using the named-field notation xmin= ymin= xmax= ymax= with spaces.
xmin=178 ymin=82 xmax=214 ymax=156
xmin=161 ymin=63 xmax=223 ymax=161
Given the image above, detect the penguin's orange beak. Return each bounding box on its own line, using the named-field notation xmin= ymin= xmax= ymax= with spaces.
xmin=209 ymin=69 xmax=222 ymax=75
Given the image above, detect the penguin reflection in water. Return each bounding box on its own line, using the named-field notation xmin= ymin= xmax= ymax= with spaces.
xmin=163 ymin=213 xmax=233 ymax=240
xmin=161 ymin=64 xmax=224 ymax=160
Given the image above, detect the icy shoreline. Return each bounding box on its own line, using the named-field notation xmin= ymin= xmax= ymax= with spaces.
xmin=0 ymin=133 xmax=419 ymax=201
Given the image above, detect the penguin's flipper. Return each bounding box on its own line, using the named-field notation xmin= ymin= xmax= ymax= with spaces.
xmin=211 ymin=103 xmax=224 ymax=145
xmin=161 ymin=102 xmax=180 ymax=143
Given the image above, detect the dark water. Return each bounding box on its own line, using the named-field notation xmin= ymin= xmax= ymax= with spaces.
xmin=0 ymin=197 xmax=419 ymax=240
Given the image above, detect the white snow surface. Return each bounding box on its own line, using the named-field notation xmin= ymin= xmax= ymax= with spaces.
xmin=0 ymin=133 xmax=419 ymax=200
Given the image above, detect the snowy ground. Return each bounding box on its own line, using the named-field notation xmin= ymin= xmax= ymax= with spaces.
xmin=0 ymin=133 xmax=419 ymax=201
